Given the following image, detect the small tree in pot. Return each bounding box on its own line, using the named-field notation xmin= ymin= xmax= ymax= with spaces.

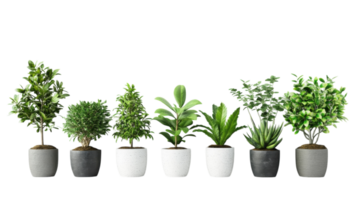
xmin=154 ymin=85 xmax=201 ymax=177
xmin=9 ymin=60 xmax=69 ymax=177
xmin=63 ymin=100 xmax=111 ymax=177
xmin=284 ymin=74 xmax=347 ymax=177
xmin=112 ymin=83 xmax=153 ymax=148
xmin=113 ymin=84 xmax=153 ymax=177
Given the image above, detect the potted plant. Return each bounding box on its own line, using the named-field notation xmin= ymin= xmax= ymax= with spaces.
xmin=191 ymin=103 xmax=246 ymax=177
xmin=230 ymin=76 xmax=285 ymax=177
xmin=9 ymin=60 xmax=69 ymax=177
xmin=62 ymin=100 xmax=111 ymax=177
xmin=154 ymin=85 xmax=201 ymax=177
xmin=113 ymin=84 xmax=154 ymax=177
xmin=283 ymin=74 xmax=347 ymax=177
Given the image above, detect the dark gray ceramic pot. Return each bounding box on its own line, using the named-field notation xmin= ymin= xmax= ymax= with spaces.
xmin=29 ymin=149 xmax=58 ymax=177
xmin=250 ymin=149 xmax=280 ymax=177
xmin=296 ymin=148 xmax=328 ymax=177
xmin=70 ymin=150 xmax=101 ymax=177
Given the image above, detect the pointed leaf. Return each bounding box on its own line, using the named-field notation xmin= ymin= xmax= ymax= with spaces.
xmin=155 ymin=108 xmax=175 ymax=118
xmin=182 ymin=100 xmax=202 ymax=111
xmin=155 ymin=97 xmax=174 ymax=111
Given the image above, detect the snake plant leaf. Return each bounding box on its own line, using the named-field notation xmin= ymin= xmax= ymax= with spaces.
xmin=155 ymin=97 xmax=174 ymax=111
xmin=155 ymin=108 xmax=176 ymax=118
xmin=174 ymin=85 xmax=186 ymax=108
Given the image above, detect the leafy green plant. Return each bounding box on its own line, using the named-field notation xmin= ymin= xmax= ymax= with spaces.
xmin=244 ymin=118 xmax=283 ymax=149
xmin=154 ymin=85 xmax=202 ymax=148
xmin=230 ymin=76 xmax=285 ymax=122
xmin=283 ymin=74 xmax=348 ymax=144
xmin=62 ymin=100 xmax=111 ymax=147
xmin=191 ymin=103 xmax=246 ymax=146
xmin=112 ymin=84 xmax=153 ymax=148
xmin=9 ymin=60 xmax=69 ymax=146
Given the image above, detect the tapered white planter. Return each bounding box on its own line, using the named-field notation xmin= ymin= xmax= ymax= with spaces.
xmin=162 ymin=148 xmax=191 ymax=177
xmin=206 ymin=147 xmax=234 ymax=177
xmin=116 ymin=148 xmax=147 ymax=177
xmin=29 ymin=149 xmax=58 ymax=177
xmin=296 ymin=148 xmax=328 ymax=177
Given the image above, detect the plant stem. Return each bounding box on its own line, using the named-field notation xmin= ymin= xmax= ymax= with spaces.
xmin=175 ymin=114 xmax=178 ymax=149
xmin=131 ymin=139 xmax=133 ymax=148
xmin=40 ymin=100 xmax=44 ymax=146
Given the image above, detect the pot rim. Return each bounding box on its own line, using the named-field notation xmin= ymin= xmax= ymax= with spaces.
xmin=250 ymin=149 xmax=280 ymax=151
xmin=29 ymin=149 xmax=58 ymax=151
xmin=117 ymin=147 xmax=147 ymax=150
xmin=295 ymin=148 xmax=328 ymax=151
xmin=206 ymin=147 xmax=234 ymax=149
xmin=162 ymin=148 xmax=190 ymax=150
xmin=70 ymin=149 xmax=102 ymax=152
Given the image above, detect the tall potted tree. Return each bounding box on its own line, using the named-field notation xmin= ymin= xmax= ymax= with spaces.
xmin=192 ymin=103 xmax=246 ymax=177
xmin=113 ymin=84 xmax=154 ymax=177
xmin=283 ymin=74 xmax=347 ymax=177
xmin=154 ymin=85 xmax=201 ymax=177
xmin=230 ymin=76 xmax=285 ymax=177
xmin=62 ymin=100 xmax=111 ymax=177
xmin=9 ymin=60 xmax=69 ymax=177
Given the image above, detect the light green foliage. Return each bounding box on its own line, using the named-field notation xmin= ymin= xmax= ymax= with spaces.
xmin=283 ymin=74 xmax=348 ymax=144
xmin=112 ymin=84 xmax=153 ymax=148
xmin=230 ymin=75 xmax=285 ymax=121
xmin=244 ymin=118 xmax=283 ymax=149
xmin=62 ymin=100 xmax=111 ymax=147
xmin=191 ymin=103 xmax=246 ymax=146
xmin=9 ymin=60 xmax=69 ymax=145
xmin=154 ymin=85 xmax=202 ymax=148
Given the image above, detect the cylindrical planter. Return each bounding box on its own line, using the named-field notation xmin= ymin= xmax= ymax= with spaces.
xmin=70 ymin=150 xmax=101 ymax=177
xmin=206 ymin=147 xmax=234 ymax=177
xmin=162 ymin=148 xmax=191 ymax=177
xmin=29 ymin=149 xmax=58 ymax=177
xmin=116 ymin=148 xmax=147 ymax=177
xmin=296 ymin=148 xmax=328 ymax=177
xmin=250 ymin=149 xmax=280 ymax=177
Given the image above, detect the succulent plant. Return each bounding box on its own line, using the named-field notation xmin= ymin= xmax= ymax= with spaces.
xmin=243 ymin=119 xmax=284 ymax=149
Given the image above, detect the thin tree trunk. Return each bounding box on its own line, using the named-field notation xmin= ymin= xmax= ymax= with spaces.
xmin=131 ymin=140 xmax=133 ymax=148
xmin=40 ymin=117 xmax=44 ymax=146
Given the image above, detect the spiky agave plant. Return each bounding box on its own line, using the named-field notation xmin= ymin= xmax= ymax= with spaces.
xmin=244 ymin=118 xmax=283 ymax=149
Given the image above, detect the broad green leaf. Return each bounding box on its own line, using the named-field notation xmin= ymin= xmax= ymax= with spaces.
xmin=221 ymin=107 xmax=241 ymax=144
xmin=215 ymin=103 xmax=227 ymax=131
xmin=174 ymin=85 xmax=186 ymax=108
xmin=179 ymin=110 xmax=198 ymax=121
xmin=155 ymin=108 xmax=175 ymax=118
xmin=51 ymin=93 xmax=61 ymax=103
xmin=155 ymin=97 xmax=174 ymax=111
xmin=182 ymin=99 xmax=202 ymax=111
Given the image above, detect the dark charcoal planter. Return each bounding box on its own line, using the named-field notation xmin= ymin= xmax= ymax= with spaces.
xmin=70 ymin=150 xmax=101 ymax=177
xmin=250 ymin=149 xmax=280 ymax=177
xmin=29 ymin=149 xmax=58 ymax=177
xmin=296 ymin=148 xmax=328 ymax=177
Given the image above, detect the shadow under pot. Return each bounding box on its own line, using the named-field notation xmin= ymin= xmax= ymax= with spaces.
xmin=116 ymin=147 xmax=147 ymax=177
xmin=296 ymin=148 xmax=328 ymax=177
xmin=162 ymin=148 xmax=191 ymax=177
xmin=206 ymin=146 xmax=234 ymax=177
xmin=29 ymin=148 xmax=58 ymax=177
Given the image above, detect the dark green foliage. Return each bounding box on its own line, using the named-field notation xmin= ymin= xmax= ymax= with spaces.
xmin=244 ymin=119 xmax=283 ymax=149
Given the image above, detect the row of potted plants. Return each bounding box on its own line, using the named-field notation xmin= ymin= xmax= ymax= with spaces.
xmin=9 ymin=61 xmax=348 ymax=178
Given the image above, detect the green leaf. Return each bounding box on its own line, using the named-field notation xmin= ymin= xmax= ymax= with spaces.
xmin=182 ymin=100 xmax=202 ymax=111
xmin=174 ymin=85 xmax=186 ymax=108
xmin=155 ymin=97 xmax=174 ymax=111
xmin=179 ymin=110 xmax=198 ymax=121
xmin=155 ymin=108 xmax=175 ymax=118
xmin=153 ymin=116 xmax=176 ymax=129
xmin=221 ymin=108 xmax=240 ymax=143
xmin=51 ymin=93 xmax=59 ymax=103
xmin=215 ymin=103 xmax=227 ymax=131
xmin=39 ymin=112 xmax=47 ymax=120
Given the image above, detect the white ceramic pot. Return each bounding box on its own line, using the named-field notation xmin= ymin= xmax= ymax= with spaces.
xmin=296 ymin=148 xmax=328 ymax=177
xmin=206 ymin=147 xmax=234 ymax=177
xmin=116 ymin=148 xmax=147 ymax=177
xmin=29 ymin=149 xmax=58 ymax=177
xmin=161 ymin=148 xmax=191 ymax=177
